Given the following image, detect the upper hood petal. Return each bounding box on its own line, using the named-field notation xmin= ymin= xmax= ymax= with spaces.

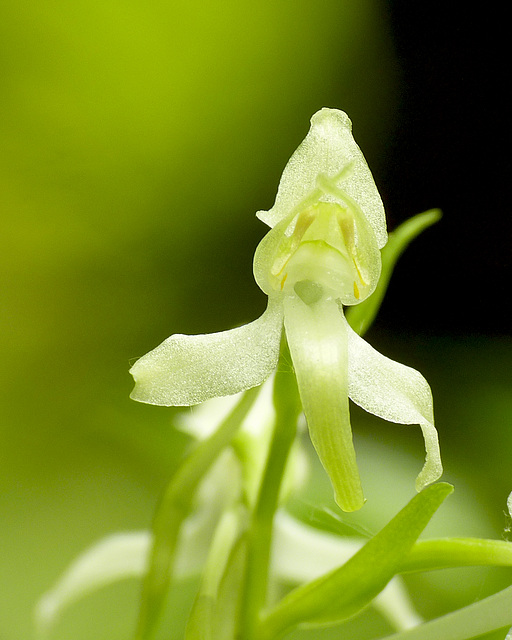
xmin=256 ymin=108 xmax=387 ymax=249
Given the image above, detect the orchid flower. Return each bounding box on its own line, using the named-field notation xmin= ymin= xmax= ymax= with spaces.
xmin=130 ymin=108 xmax=442 ymax=512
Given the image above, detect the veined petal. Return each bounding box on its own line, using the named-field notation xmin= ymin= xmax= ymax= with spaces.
xmin=346 ymin=322 xmax=442 ymax=491
xmin=130 ymin=297 xmax=283 ymax=406
xmin=283 ymin=293 xmax=364 ymax=511
xmin=256 ymin=108 xmax=387 ymax=249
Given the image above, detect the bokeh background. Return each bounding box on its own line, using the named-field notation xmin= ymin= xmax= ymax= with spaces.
xmin=1 ymin=1 xmax=511 ymax=638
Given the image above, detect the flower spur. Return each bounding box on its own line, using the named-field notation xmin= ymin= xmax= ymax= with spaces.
xmin=130 ymin=108 xmax=442 ymax=512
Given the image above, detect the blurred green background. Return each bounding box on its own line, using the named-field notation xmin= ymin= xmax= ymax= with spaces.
xmin=1 ymin=1 xmax=510 ymax=638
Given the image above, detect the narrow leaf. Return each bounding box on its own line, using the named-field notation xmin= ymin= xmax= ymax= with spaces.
xmin=258 ymin=483 xmax=453 ymax=640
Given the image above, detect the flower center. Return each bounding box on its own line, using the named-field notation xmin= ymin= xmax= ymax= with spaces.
xmin=268 ymin=202 xmax=372 ymax=305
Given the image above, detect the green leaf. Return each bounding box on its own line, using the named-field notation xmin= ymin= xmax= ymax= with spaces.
xmin=378 ymin=585 xmax=512 ymax=640
xmin=346 ymin=209 xmax=442 ymax=336
xmin=258 ymin=482 xmax=453 ymax=640
xmin=135 ymin=386 xmax=260 ymax=640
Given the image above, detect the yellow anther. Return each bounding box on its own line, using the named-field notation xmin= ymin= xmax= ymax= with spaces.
xmin=353 ymin=280 xmax=360 ymax=299
xmin=280 ymin=272 xmax=288 ymax=290
xmin=352 ymin=257 xmax=368 ymax=288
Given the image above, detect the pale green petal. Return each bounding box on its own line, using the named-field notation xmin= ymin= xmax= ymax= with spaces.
xmin=271 ymin=512 xmax=422 ymax=631
xmin=174 ymin=450 xmax=243 ymax=577
xmin=256 ymin=108 xmax=387 ymax=248
xmin=35 ymin=532 xmax=150 ymax=638
xmin=283 ymin=293 xmax=364 ymax=511
xmin=346 ymin=322 xmax=442 ymax=491
xmin=271 ymin=511 xmax=361 ymax=583
xmin=130 ymin=297 xmax=283 ymax=406
xmin=176 ymin=376 xmax=275 ymax=440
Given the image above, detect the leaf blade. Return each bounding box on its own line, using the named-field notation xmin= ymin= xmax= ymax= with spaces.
xmin=258 ymin=483 xmax=453 ymax=640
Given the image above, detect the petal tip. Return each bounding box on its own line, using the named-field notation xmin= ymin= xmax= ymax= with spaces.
xmin=311 ymin=107 xmax=352 ymax=131
xmin=414 ymin=460 xmax=444 ymax=493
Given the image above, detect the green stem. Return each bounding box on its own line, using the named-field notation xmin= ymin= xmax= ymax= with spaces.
xmin=135 ymin=385 xmax=260 ymax=640
xmin=239 ymin=344 xmax=301 ymax=640
xmin=401 ymin=537 xmax=512 ymax=573
xmin=185 ymin=509 xmax=242 ymax=640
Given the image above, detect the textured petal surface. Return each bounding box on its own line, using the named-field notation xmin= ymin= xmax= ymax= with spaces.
xmin=284 ymin=294 xmax=364 ymax=511
xmin=130 ymin=297 xmax=283 ymax=406
xmin=346 ymin=321 xmax=442 ymax=490
xmin=256 ymin=108 xmax=387 ymax=248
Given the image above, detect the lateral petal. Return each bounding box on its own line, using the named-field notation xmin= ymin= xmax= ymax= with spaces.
xmin=346 ymin=322 xmax=442 ymax=491
xmin=130 ymin=297 xmax=283 ymax=406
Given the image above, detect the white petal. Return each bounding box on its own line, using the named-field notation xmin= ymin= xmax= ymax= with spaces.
xmin=257 ymin=108 xmax=387 ymax=248
xmin=346 ymin=322 xmax=442 ymax=491
xmin=271 ymin=511 xmax=361 ymax=583
xmin=176 ymin=376 xmax=276 ymax=440
xmin=130 ymin=297 xmax=283 ymax=406
xmin=35 ymin=532 xmax=150 ymax=638
xmin=271 ymin=512 xmax=422 ymax=631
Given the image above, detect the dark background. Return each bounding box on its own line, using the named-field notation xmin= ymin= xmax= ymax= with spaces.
xmin=379 ymin=2 xmax=510 ymax=336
